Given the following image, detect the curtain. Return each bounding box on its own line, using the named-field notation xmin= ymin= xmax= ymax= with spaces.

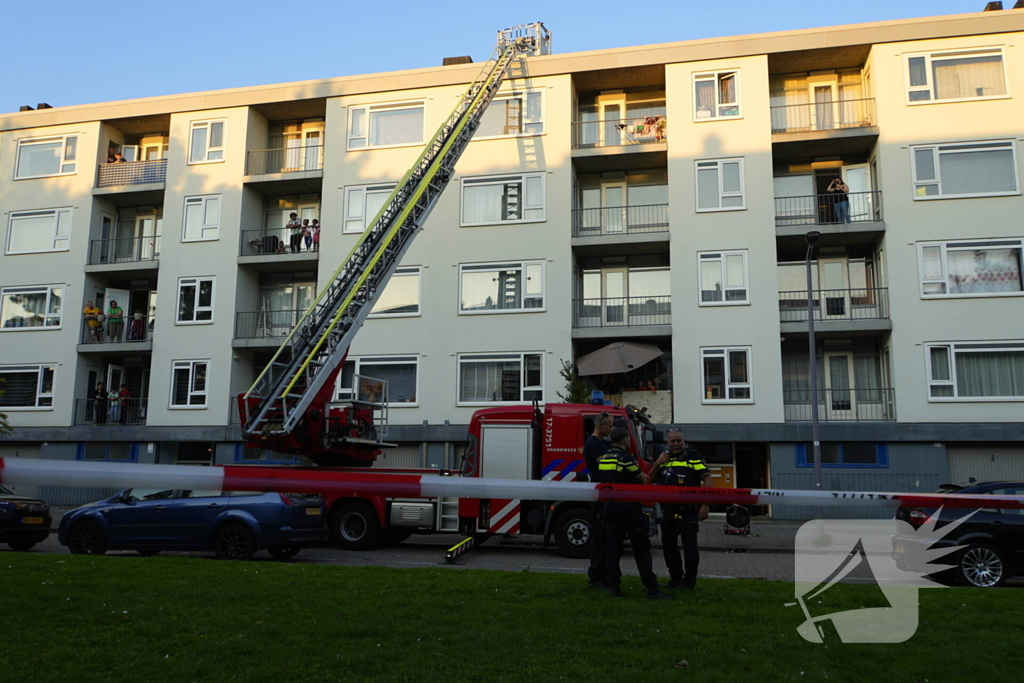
xmin=948 ymin=248 xmax=1023 ymax=294
xmin=939 ymin=149 xmax=1016 ymax=195
xmin=695 ymin=81 xmax=715 ymax=117
xmin=814 ymin=87 xmax=834 ymax=129
xmin=854 ymin=355 xmax=882 ymax=403
xmin=463 ymin=184 xmax=506 ymax=224
xmin=933 ymin=56 xmax=1006 ymax=99
xmin=956 ymin=351 xmax=1024 ymax=397
xmin=369 ymin=108 xmax=423 ymax=146
xmin=719 ymin=74 xmax=736 ymax=105
xmin=460 ymin=360 xmax=519 ymax=402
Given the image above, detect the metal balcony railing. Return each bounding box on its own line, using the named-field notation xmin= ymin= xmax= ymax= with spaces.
xmin=235 ymin=309 xmax=303 ymax=340
xmin=88 ymin=234 xmax=161 ymax=265
xmin=96 ymin=159 xmax=168 ymax=187
xmin=783 ymin=388 xmax=896 ymax=422
xmin=572 ymin=116 xmax=667 ymax=149
xmin=74 ymin=397 xmax=148 ymax=426
xmin=246 ymin=145 xmax=324 ymax=175
xmin=572 ymin=296 xmax=671 ymax=328
xmin=770 ymin=98 xmax=875 ymax=134
xmin=80 ymin=314 xmax=154 ymax=344
xmin=774 ymin=191 xmax=882 ymax=227
xmin=240 ymin=227 xmax=318 ymax=256
xmin=572 ymin=204 xmax=669 ymax=237
xmin=778 ymin=287 xmax=889 ymax=323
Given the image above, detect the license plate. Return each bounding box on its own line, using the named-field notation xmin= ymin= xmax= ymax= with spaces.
xmin=21 ymin=517 xmax=44 ymax=524
xmin=895 ymin=542 xmax=905 ymax=553
xmin=305 ymin=508 xmax=322 ymax=516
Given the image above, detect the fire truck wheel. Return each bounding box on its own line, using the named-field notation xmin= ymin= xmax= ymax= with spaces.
xmin=554 ymin=509 xmax=592 ymax=559
xmin=332 ymin=502 xmax=381 ymax=550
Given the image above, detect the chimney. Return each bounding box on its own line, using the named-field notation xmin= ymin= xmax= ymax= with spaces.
xmin=19 ymin=105 xmax=35 ymax=112
xmin=442 ymin=56 xmax=473 ymax=66
xmin=983 ymin=1 xmax=1003 ymax=10
xmin=36 ymin=103 xmax=53 ymax=109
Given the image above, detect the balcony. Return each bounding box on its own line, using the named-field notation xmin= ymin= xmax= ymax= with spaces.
xmin=238 ymin=228 xmax=319 ymax=271
xmin=78 ymin=315 xmax=153 ymax=352
xmin=234 ymin=309 xmax=301 ymax=348
xmin=572 ymin=296 xmax=671 ymax=336
xmin=96 ymin=159 xmax=167 ymax=188
xmin=779 ymin=287 xmax=890 ymax=334
xmin=774 ymin=191 xmax=882 ymax=232
xmin=73 ymin=398 xmax=148 ymax=426
xmin=246 ymin=145 xmax=323 ymax=176
xmin=86 ymin=235 xmax=160 ymax=276
xmin=783 ymin=388 xmax=896 ymax=422
xmin=573 ymin=116 xmax=666 ymax=150
xmin=572 ymin=204 xmax=669 ymax=237
xmin=771 ymin=98 xmax=875 ymax=135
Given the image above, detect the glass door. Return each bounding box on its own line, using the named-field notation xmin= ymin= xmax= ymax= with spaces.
xmin=579 ymin=187 xmax=601 ymax=233
xmin=842 ymin=164 xmax=871 ymax=222
xmin=602 ymin=268 xmax=628 ymax=326
xmin=596 ymin=94 xmax=625 ymax=146
xmin=811 ymin=82 xmax=838 ymax=131
xmin=303 ymin=128 xmax=323 ymax=170
xmin=824 ymin=352 xmax=856 ymax=419
xmin=136 ymin=216 xmax=158 ymax=260
xmin=818 ymin=258 xmax=850 ymax=319
xmin=601 ymin=182 xmax=626 ymax=234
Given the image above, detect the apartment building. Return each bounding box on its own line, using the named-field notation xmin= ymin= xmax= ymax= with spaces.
xmin=2 ymin=7 xmax=1023 ymax=517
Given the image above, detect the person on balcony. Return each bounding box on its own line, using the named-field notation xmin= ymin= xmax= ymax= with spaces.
xmin=302 ymin=219 xmax=313 ymax=251
xmin=107 ymin=301 xmax=124 ymax=342
xmin=287 ymin=213 xmax=303 ymax=252
xmin=312 ymin=220 xmax=321 ymax=252
xmin=118 ymin=384 xmax=131 ymax=424
xmin=827 ymin=178 xmax=851 ymax=224
xmin=93 ymin=382 xmax=108 ymax=425
xmin=112 ymin=153 xmax=127 ymax=163
xmin=83 ymin=301 xmax=103 ymax=342
xmin=108 ymin=387 xmax=120 ymax=423
xmin=128 ymin=310 xmax=145 ymax=341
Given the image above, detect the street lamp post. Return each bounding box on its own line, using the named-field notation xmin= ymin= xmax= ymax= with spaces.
xmin=805 ymin=231 xmax=823 ymax=495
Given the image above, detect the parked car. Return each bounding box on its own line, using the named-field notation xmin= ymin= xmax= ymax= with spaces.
xmin=0 ymin=484 xmax=52 ymax=551
xmin=58 ymin=488 xmax=326 ymax=561
xmin=892 ymin=481 xmax=1024 ymax=587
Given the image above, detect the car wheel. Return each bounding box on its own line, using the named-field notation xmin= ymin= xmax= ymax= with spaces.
xmin=554 ymin=509 xmax=592 ymax=559
xmin=214 ymin=523 xmax=256 ymax=561
xmin=956 ymin=543 xmax=1008 ymax=588
xmin=268 ymin=546 xmax=302 ymax=560
xmin=137 ymin=550 xmax=160 ymax=557
xmin=68 ymin=520 xmax=108 ymax=555
xmin=8 ymin=541 xmax=37 ymax=552
xmin=331 ymin=502 xmax=380 ymax=550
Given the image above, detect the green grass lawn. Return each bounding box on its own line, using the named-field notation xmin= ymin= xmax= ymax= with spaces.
xmin=0 ymin=554 xmax=1020 ymax=683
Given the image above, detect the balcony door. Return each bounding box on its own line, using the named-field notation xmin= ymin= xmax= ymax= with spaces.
xmin=285 ymin=125 xmax=324 ymax=171
xmin=106 ymin=364 xmax=126 ymax=394
xmin=582 ymin=268 xmax=627 ymax=326
xmin=842 ymin=164 xmax=872 ymax=221
xmin=818 ymin=258 xmax=850 ymax=319
xmin=811 ymin=83 xmax=838 ymax=130
xmin=135 ymin=215 xmax=159 ymax=260
xmin=823 ymin=352 xmax=855 ymax=420
xmin=259 ymin=282 xmax=315 ymax=337
xmin=596 ymin=94 xmax=626 ymax=147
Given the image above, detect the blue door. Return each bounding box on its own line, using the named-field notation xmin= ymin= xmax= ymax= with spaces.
xmin=103 ymin=488 xmax=177 ymax=547
xmin=163 ymin=489 xmax=229 ymax=548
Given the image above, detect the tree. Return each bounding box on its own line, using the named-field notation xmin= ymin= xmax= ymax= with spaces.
xmin=0 ymin=378 xmax=12 ymax=436
xmin=556 ymin=359 xmax=592 ymax=404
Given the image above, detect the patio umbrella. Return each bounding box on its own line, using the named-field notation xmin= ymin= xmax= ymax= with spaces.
xmin=576 ymin=341 xmax=662 ymax=376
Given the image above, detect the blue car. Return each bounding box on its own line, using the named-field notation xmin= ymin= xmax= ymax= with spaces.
xmin=58 ymin=488 xmax=327 ymax=561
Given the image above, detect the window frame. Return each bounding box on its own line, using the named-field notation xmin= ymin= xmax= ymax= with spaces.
xmin=909 ymin=140 xmax=1019 ymax=200
xmin=695 ymin=158 xmax=745 ymax=212
xmin=917 ymin=238 xmax=1024 ymax=299
xmin=182 ymin=195 xmax=221 ymax=242
xmin=458 ymin=260 xmax=545 ymax=315
xmin=925 ymin=341 xmax=1024 ymax=402
xmin=77 ymin=443 xmax=139 ymax=462
xmin=0 ymin=364 xmax=55 ymax=410
xmin=169 ymin=359 xmax=209 ymax=409
xmin=456 ymin=352 xmax=545 ymax=406
xmin=697 ymin=250 xmax=749 ymax=306
xmin=335 ymin=355 xmax=420 ymax=407
xmin=474 ymin=89 xmax=545 ymax=139
xmin=904 ymin=47 xmax=1010 ymax=105
xmin=14 ymin=135 xmax=78 ymax=179
xmin=175 ymin=277 xmax=216 ymax=325
xmin=368 ymin=266 xmax=422 ymax=318
xmin=188 ymin=120 xmax=226 ymax=164
xmin=700 ymin=346 xmax=754 ymax=404
xmin=347 ymin=101 xmax=426 ymax=151
xmin=0 ymin=284 xmax=64 ymax=330
xmin=343 ymin=182 xmax=397 ymax=234
xmin=795 ymin=443 xmax=889 ymax=469
xmin=693 ymin=71 xmax=741 ymax=121
xmin=5 ymin=208 xmax=72 ymax=255
xmin=460 ymin=172 xmax=546 ymax=226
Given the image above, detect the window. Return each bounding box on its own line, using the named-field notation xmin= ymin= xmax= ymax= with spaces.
xmin=458 ymin=353 xmax=543 ymax=405
xmin=918 ymin=238 xmax=1023 ymax=297
xmin=460 ymin=261 xmax=544 ymax=313
xmin=336 ymin=356 xmax=418 ymax=405
xmin=170 ymin=360 xmax=208 ymax=408
xmin=694 ymin=71 xmax=740 ymax=120
xmin=1 ymin=285 xmax=63 ymax=329
xmin=5 ymin=208 xmax=71 ymax=254
xmin=15 ymin=135 xmax=77 ymax=179
xmin=696 ymin=158 xmax=744 ymax=211
xmin=369 ymin=267 xmax=421 ymax=317
xmin=177 ymin=277 xmax=215 ymax=323
xmin=0 ymin=365 xmax=54 ymax=409
xmin=698 ymin=251 xmax=748 ymax=305
xmin=182 ymin=195 xmax=221 ymax=241
xmin=795 ymin=443 xmax=889 ymax=468
xmin=235 ymin=445 xmax=298 ymax=464
xmin=461 ymin=173 xmax=545 ymax=225
xmin=348 ymin=102 xmax=424 ymax=149
xmin=475 ymin=91 xmax=544 ymax=137
xmin=906 ymin=48 xmax=1007 ymax=103
xmin=701 ymin=347 xmax=752 ymax=403
xmin=926 ymin=342 xmax=1024 ymax=401
xmin=910 ymin=140 xmax=1018 ymax=199
xmin=344 ymin=183 xmax=396 ymax=233
xmin=189 ymin=120 xmax=225 ymax=163
xmin=78 ymin=443 xmax=137 ymax=462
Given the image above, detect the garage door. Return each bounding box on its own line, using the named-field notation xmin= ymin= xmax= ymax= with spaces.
xmin=947 ymin=444 xmax=1024 ymax=484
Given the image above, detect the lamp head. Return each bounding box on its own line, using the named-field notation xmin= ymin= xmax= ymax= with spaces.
xmin=805 ymin=231 xmax=821 ymax=246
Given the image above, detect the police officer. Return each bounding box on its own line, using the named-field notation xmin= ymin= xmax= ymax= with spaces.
xmin=598 ymin=427 xmax=672 ymax=600
xmin=583 ymin=412 xmax=613 ymax=589
xmin=649 ymin=428 xmax=710 ymax=590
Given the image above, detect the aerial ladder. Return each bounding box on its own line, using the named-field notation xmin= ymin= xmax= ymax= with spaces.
xmin=239 ymin=24 xmax=552 ymax=466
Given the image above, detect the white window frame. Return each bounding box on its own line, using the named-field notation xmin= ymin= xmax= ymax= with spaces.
xmin=458 ymin=260 xmax=545 ymax=315
xmin=910 ymin=140 xmax=1019 ymax=200
xmin=188 ymin=120 xmax=226 ymax=164
xmin=0 ymin=364 xmax=55 ymax=410
xmin=343 ymin=183 xmax=397 ymax=234
xmin=0 ymin=284 xmax=64 ymax=330
xmin=5 ymin=208 xmax=72 ymax=255
xmin=697 ymin=250 xmax=749 ymax=306
xmin=693 ymin=71 xmax=741 ymax=121
xmin=695 ymin=158 xmax=745 ymax=212
xmin=14 ymin=135 xmax=78 ymax=179
xmin=335 ymin=355 xmax=420 ymax=407
xmin=917 ymin=238 xmax=1024 ymax=299
xmin=700 ymin=346 xmax=753 ymax=404
xmin=182 ymin=195 xmax=221 ymax=242
xmin=347 ymin=101 xmax=426 ymax=151
xmin=460 ymin=173 xmax=546 ymax=226
xmin=904 ymin=48 xmax=1010 ymax=105
xmin=474 ymin=89 xmax=545 ymax=139
xmin=456 ymin=352 xmax=544 ymax=406
xmin=368 ymin=266 xmax=422 ymax=318
xmin=176 ymin=277 xmax=216 ymax=325
xmin=169 ymin=359 xmax=209 ymax=409
xmin=925 ymin=341 xmax=1024 ymax=402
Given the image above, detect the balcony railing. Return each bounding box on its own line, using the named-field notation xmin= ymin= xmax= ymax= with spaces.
xmin=572 ymin=116 xmax=667 ymax=149
xmin=74 ymin=398 xmax=148 ymax=426
xmin=240 ymin=227 xmax=318 ymax=256
xmin=246 ymin=145 xmax=324 ymax=175
xmin=80 ymin=315 xmax=154 ymax=344
xmin=235 ymin=309 xmax=303 ymax=340
xmin=783 ymin=388 xmax=896 ymax=422
xmin=573 ymin=296 xmax=671 ymax=328
xmin=96 ymin=159 xmax=168 ymax=187
xmin=88 ymin=235 xmax=161 ymax=265
xmin=779 ymin=287 xmax=889 ymax=323
xmin=775 ymin=191 xmax=881 ymax=227
xmin=770 ymin=98 xmax=875 ymax=134
xmin=572 ymin=204 xmax=669 ymax=237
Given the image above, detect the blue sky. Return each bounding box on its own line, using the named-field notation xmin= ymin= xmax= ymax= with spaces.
xmin=0 ymin=0 xmax=987 ymax=114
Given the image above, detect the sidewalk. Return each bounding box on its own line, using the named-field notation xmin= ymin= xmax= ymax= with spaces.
xmin=700 ymin=518 xmax=801 ymax=553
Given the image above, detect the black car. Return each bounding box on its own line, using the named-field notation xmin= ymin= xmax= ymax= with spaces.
xmin=892 ymin=481 xmax=1024 ymax=587
xmin=0 ymin=484 xmax=52 ymax=551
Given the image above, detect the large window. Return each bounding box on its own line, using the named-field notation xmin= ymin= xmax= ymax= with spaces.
xmin=0 ymin=365 xmax=54 ymax=409
xmin=182 ymin=195 xmax=221 ymax=241
xmin=918 ymin=238 xmax=1023 ymax=297
xmin=78 ymin=443 xmax=137 ymax=462
xmin=458 ymin=353 xmax=543 ymax=405
xmin=461 ymin=173 xmax=545 ymax=226
xmin=6 ymin=208 xmax=71 ymax=254
xmin=911 ymin=140 xmax=1018 ymax=199
xmin=15 ymin=135 xmax=77 ymax=179
xmin=927 ymin=342 xmax=1024 ymax=401
xmin=1 ymin=285 xmax=63 ymax=329
xmin=189 ymin=120 xmax=225 ymax=163
xmin=698 ymin=251 xmax=748 ymax=305
xmin=694 ymin=71 xmax=740 ymax=120
xmin=696 ymin=158 xmax=744 ymax=211
xmin=701 ymin=347 xmax=752 ymax=403
xmin=795 ymin=443 xmax=889 ymax=468
xmin=369 ymin=267 xmax=421 ymax=317
xmin=475 ymin=91 xmax=544 ymax=138
xmin=337 ymin=356 xmax=418 ymax=405
xmin=235 ymin=445 xmax=299 ymax=464
xmin=460 ymin=261 xmax=544 ymax=314
xmin=177 ymin=277 xmax=215 ymax=323
xmin=170 ymin=360 xmax=208 ymax=408
xmin=906 ymin=48 xmax=1007 ymax=103
xmin=344 ymin=183 xmax=396 ymax=233
xmin=348 ymin=102 xmax=424 ymax=149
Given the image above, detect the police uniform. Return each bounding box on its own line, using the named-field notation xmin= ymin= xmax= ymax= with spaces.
xmin=598 ymin=446 xmax=660 ymax=596
xmin=654 ymin=448 xmax=710 ymax=589
xmin=582 ymin=435 xmax=610 ymax=587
